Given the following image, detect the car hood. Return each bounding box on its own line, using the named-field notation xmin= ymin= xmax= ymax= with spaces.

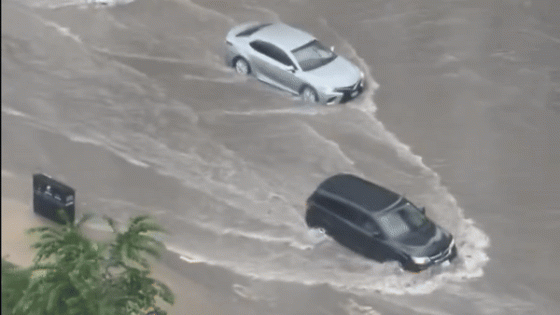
xmin=392 ymin=223 xmax=453 ymax=257
xmin=302 ymin=56 xmax=361 ymax=89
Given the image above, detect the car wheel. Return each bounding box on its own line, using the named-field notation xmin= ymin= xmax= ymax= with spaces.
xmin=234 ymin=57 xmax=250 ymax=75
xmin=301 ymin=86 xmax=318 ymax=103
xmin=400 ymin=259 xmax=421 ymax=273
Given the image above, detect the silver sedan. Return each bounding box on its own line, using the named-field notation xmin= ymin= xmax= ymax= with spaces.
xmin=225 ymin=22 xmax=364 ymax=105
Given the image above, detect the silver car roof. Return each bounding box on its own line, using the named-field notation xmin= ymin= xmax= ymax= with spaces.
xmin=251 ymin=23 xmax=316 ymax=51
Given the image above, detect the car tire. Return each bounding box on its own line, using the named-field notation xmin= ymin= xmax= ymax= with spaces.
xmin=301 ymin=86 xmax=318 ymax=103
xmin=400 ymin=259 xmax=421 ymax=273
xmin=234 ymin=57 xmax=251 ymax=75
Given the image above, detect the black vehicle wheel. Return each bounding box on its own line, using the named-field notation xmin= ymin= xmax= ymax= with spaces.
xmin=400 ymin=259 xmax=421 ymax=273
xmin=301 ymin=86 xmax=318 ymax=103
xmin=234 ymin=57 xmax=251 ymax=75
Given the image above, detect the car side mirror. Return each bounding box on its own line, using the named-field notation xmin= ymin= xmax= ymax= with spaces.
xmin=420 ymin=207 xmax=426 ymax=214
xmin=286 ymin=65 xmax=296 ymax=73
xmin=330 ymin=46 xmax=335 ymax=52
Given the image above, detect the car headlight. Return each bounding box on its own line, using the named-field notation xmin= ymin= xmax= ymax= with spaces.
xmin=411 ymin=256 xmax=430 ymax=265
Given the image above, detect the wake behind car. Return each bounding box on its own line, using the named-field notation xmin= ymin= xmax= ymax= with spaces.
xmin=225 ymin=22 xmax=364 ymax=105
xmin=305 ymin=174 xmax=457 ymax=272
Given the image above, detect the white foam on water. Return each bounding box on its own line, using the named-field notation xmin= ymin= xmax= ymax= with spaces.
xmin=189 ymin=220 xmax=315 ymax=251
xmin=341 ymin=299 xmax=382 ymax=315
xmin=26 ymin=0 xmax=135 ymax=9
xmin=2 ymin=106 xmax=30 ymax=118
xmin=18 ymin=114 xmax=152 ymax=169
xmin=166 ymin=246 xmax=207 ymax=264
xmin=91 ymin=47 xmax=202 ymax=65
xmin=181 ymin=0 xmax=236 ymax=26
xmin=301 ymin=123 xmax=356 ymax=166
xmin=1 ymin=170 xmax=17 ymax=178
xmin=41 ymin=20 xmax=83 ymax=44
xmin=232 ymin=283 xmax=276 ymax=304
xmin=220 ymin=104 xmax=337 ymax=117
xmin=183 ymin=73 xmax=240 ymax=84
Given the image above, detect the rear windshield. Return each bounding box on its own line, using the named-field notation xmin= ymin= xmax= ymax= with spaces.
xmin=236 ymin=23 xmax=272 ymax=37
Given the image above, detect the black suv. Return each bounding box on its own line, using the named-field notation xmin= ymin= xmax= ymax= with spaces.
xmin=305 ymin=174 xmax=457 ymax=272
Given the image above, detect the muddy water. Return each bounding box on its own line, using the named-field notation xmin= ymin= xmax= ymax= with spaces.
xmin=2 ymin=0 xmax=559 ymax=314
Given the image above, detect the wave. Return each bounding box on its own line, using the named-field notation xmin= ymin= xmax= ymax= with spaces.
xmin=25 ymin=0 xmax=135 ymax=10
xmin=220 ymin=105 xmax=332 ymax=117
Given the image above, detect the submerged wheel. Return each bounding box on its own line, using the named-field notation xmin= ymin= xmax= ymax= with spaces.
xmin=234 ymin=57 xmax=250 ymax=75
xmin=301 ymin=86 xmax=318 ymax=103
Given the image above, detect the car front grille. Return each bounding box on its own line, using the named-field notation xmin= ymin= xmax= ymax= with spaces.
xmin=336 ymin=80 xmax=363 ymax=103
xmin=335 ymin=80 xmax=362 ymax=93
xmin=429 ymin=244 xmax=453 ymax=263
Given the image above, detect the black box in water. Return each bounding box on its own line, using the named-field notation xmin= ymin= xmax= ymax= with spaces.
xmin=33 ymin=174 xmax=75 ymax=224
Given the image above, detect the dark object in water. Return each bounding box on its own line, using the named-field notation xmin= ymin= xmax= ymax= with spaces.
xmin=33 ymin=173 xmax=75 ymax=224
xmin=305 ymin=174 xmax=457 ymax=272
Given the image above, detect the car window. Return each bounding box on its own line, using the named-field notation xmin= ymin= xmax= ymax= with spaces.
xmin=377 ymin=204 xmax=429 ymax=238
xmin=378 ymin=211 xmax=409 ymax=238
xmin=250 ymin=40 xmax=294 ymax=66
xmin=313 ymin=194 xmax=376 ymax=231
xmin=400 ymin=203 xmax=429 ymax=229
xmin=359 ymin=217 xmax=380 ymax=235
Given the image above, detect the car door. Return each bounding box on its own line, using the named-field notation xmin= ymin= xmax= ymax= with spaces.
xmin=249 ymin=40 xmax=301 ymax=93
xmin=352 ymin=215 xmax=389 ymax=262
xmin=311 ymin=196 xmax=367 ymax=254
xmin=368 ymin=215 xmax=406 ymax=263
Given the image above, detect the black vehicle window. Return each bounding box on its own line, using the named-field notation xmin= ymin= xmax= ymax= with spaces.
xmin=250 ymin=41 xmax=293 ymax=66
xmin=359 ymin=217 xmax=380 ymax=235
xmin=250 ymin=41 xmax=268 ymax=56
xmin=377 ymin=204 xmax=429 ymax=238
xmin=400 ymin=203 xmax=429 ymax=229
xmin=313 ymin=194 xmax=373 ymax=228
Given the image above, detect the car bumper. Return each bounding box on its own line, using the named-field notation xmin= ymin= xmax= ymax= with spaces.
xmin=318 ymin=80 xmax=364 ymax=105
xmin=404 ymin=242 xmax=458 ymax=273
xmin=409 ymin=245 xmax=458 ymax=272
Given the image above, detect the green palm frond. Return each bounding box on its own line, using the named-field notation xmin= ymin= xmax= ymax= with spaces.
xmin=75 ymin=212 xmax=94 ymax=229
xmin=103 ymin=215 xmax=119 ymax=234
xmin=9 ymin=214 xmax=174 ymax=315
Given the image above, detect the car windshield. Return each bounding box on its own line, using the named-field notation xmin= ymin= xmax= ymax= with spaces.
xmin=377 ymin=203 xmax=429 ymax=238
xmin=292 ymin=40 xmax=336 ymax=71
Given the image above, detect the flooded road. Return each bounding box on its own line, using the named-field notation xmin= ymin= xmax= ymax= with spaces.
xmin=2 ymin=0 xmax=559 ymax=314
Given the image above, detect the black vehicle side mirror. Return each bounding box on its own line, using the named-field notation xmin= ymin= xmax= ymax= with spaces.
xmin=420 ymin=207 xmax=426 ymax=214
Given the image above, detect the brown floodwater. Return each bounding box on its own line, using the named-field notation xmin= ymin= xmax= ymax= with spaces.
xmin=2 ymin=0 xmax=559 ymax=314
